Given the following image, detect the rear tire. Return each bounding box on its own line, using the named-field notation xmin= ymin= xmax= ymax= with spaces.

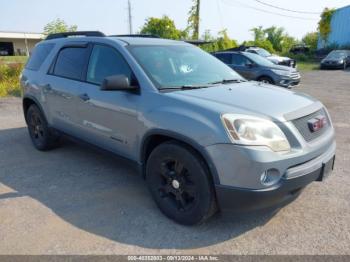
xmin=146 ymin=141 xmax=217 ymax=225
xmin=26 ymin=105 xmax=60 ymax=151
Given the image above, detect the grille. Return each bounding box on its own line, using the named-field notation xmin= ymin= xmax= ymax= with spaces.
xmin=290 ymin=72 xmax=300 ymax=79
xmin=292 ymin=108 xmax=330 ymax=142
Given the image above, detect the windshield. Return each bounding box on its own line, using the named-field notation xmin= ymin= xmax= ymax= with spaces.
xmin=326 ymin=50 xmax=348 ymax=59
xmin=253 ymin=48 xmax=271 ymax=57
xmin=128 ymin=45 xmax=244 ymax=89
xmin=243 ymin=52 xmax=275 ymax=67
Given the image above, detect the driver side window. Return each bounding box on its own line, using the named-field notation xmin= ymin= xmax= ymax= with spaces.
xmin=232 ymin=54 xmax=250 ymax=66
xmin=87 ymin=45 xmax=132 ymax=85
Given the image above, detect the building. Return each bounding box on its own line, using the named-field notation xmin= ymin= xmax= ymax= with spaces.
xmin=0 ymin=31 xmax=44 ymax=56
xmin=318 ymin=5 xmax=350 ymax=49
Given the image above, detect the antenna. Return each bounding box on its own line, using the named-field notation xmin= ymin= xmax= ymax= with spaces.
xmin=128 ymin=0 xmax=133 ymax=34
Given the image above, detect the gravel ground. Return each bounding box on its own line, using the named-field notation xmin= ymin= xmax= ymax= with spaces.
xmin=0 ymin=70 xmax=349 ymax=255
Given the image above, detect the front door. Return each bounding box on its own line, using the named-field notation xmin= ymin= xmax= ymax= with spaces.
xmin=76 ymin=44 xmax=141 ymax=158
xmin=231 ymin=54 xmax=256 ymax=80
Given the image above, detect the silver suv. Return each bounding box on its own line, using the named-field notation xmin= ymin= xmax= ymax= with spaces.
xmin=21 ymin=32 xmax=336 ymax=225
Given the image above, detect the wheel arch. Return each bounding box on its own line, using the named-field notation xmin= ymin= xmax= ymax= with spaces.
xmin=140 ymin=129 xmax=220 ymax=185
xmin=22 ymin=95 xmax=48 ymax=124
xmin=257 ymin=75 xmax=274 ymax=84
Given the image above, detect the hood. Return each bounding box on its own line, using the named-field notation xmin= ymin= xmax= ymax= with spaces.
xmin=267 ymin=55 xmax=291 ymax=63
xmin=322 ymin=57 xmax=344 ymax=62
xmin=265 ymin=64 xmax=296 ymax=71
xmin=167 ymin=81 xmax=317 ymax=122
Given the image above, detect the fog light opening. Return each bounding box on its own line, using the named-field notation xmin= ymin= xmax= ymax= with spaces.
xmin=260 ymin=169 xmax=281 ymax=186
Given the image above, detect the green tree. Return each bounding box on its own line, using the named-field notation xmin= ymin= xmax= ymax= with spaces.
xmin=249 ymin=26 xmax=298 ymax=53
xmin=43 ymin=18 xmax=77 ymax=35
xmin=140 ymin=16 xmax=187 ymax=40
xmin=250 ymin=26 xmax=265 ymax=42
xmin=216 ymin=29 xmax=238 ymax=50
xmin=244 ymin=39 xmax=275 ymax=53
xmin=318 ymin=8 xmax=336 ymax=42
xmin=264 ymin=26 xmax=285 ymax=52
xmin=200 ymin=29 xmax=237 ymax=52
xmin=187 ymin=0 xmax=200 ymax=40
xmin=302 ymin=32 xmax=318 ymax=51
xmin=281 ymin=35 xmax=298 ymax=53
xmin=200 ymin=30 xmax=218 ymax=52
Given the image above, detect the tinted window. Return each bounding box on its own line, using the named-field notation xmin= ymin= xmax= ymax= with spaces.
xmin=26 ymin=43 xmax=55 ymax=71
xmin=243 ymin=52 xmax=275 ymax=67
xmin=87 ymin=45 xmax=132 ymax=85
xmin=53 ymin=47 xmax=88 ymax=80
xmin=215 ymin=53 xmax=232 ymax=64
xmin=232 ymin=54 xmax=250 ymax=66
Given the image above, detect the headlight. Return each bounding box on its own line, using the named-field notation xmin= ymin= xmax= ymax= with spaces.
xmin=271 ymin=69 xmax=290 ymax=76
xmin=221 ymin=114 xmax=290 ymax=152
xmin=339 ymin=60 xmax=344 ymax=64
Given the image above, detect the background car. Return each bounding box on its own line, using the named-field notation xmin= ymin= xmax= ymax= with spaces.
xmin=213 ymin=51 xmax=300 ymax=88
xmin=289 ymin=44 xmax=310 ymax=55
xmin=227 ymin=45 xmax=296 ymax=68
xmin=320 ymin=50 xmax=350 ymax=70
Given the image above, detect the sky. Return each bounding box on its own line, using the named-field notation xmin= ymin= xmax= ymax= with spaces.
xmin=1 ymin=0 xmax=349 ymax=42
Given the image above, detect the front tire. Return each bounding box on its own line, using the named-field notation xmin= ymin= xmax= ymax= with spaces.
xmin=26 ymin=104 xmax=60 ymax=151
xmin=258 ymin=76 xmax=274 ymax=84
xmin=146 ymin=141 xmax=217 ymax=225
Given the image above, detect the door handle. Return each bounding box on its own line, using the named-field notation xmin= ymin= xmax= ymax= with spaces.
xmin=79 ymin=93 xmax=90 ymax=101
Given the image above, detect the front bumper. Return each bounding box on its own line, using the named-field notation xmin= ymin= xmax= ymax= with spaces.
xmin=206 ymin=138 xmax=336 ymax=211
xmin=277 ymin=76 xmax=301 ymax=88
xmin=215 ymin=155 xmax=335 ymax=211
xmin=320 ymin=63 xmax=344 ymax=69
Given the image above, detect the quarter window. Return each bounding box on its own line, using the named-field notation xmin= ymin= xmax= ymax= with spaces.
xmin=53 ymin=47 xmax=89 ymax=80
xmin=87 ymin=45 xmax=132 ymax=85
xmin=26 ymin=43 xmax=55 ymax=71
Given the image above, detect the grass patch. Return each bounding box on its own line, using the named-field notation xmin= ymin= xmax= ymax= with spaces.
xmin=0 ymin=56 xmax=27 ymax=97
xmin=0 ymin=56 xmax=28 ymax=64
xmin=0 ymin=63 xmax=24 ymax=97
xmin=297 ymin=61 xmax=320 ymax=71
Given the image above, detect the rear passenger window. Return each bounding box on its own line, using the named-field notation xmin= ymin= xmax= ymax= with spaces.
xmin=53 ymin=47 xmax=89 ymax=80
xmin=87 ymin=45 xmax=132 ymax=85
xmin=25 ymin=43 xmax=55 ymax=71
xmin=215 ymin=53 xmax=232 ymax=64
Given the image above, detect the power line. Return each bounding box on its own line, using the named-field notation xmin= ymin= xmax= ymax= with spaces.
xmin=254 ymin=0 xmax=321 ymax=15
xmin=221 ymin=0 xmax=318 ymax=20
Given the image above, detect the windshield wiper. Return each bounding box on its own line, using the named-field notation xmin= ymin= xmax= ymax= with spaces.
xmin=160 ymin=84 xmax=212 ymax=90
xmin=209 ymin=79 xmax=246 ymax=85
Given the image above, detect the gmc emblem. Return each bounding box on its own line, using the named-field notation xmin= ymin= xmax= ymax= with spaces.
xmin=308 ymin=115 xmax=327 ymax=132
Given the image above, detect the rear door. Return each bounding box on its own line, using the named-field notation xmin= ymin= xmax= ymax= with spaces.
xmin=76 ymin=43 xmax=141 ymax=158
xmin=45 ymin=43 xmax=90 ymax=135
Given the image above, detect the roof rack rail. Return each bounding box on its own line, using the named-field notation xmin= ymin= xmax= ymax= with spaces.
xmin=225 ymin=45 xmax=259 ymax=52
xmin=46 ymin=31 xmax=105 ymax=40
xmin=111 ymin=34 xmax=160 ymax=38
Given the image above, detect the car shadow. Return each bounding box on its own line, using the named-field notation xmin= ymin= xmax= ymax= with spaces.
xmin=0 ymin=127 xmax=284 ymax=249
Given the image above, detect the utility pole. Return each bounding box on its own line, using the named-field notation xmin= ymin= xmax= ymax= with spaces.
xmin=127 ymin=0 xmax=133 ymax=34
xmin=194 ymin=0 xmax=200 ymax=40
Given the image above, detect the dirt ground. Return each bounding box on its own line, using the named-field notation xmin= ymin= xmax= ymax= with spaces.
xmin=0 ymin=70 xmax=349 ymax=255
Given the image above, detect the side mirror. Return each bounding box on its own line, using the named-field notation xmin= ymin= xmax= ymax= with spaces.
xmin=101 ymin=75 xmax=137 ymax=91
